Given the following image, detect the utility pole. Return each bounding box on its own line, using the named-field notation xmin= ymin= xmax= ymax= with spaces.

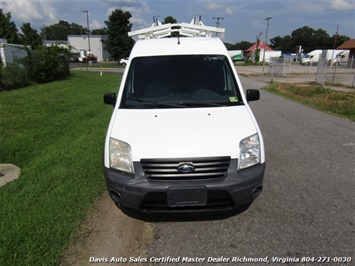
xmin=332 ymin=25 xmax=339 ymax=84
xmin=82 ymin=10 xmax=90 ymax=70
xmin=256 ymin=32 xmax=262 ymax=63
xmin=213 ymin=17 xmax=224 ymax=36
xmin=262 ymin=16 xmax=272 ymax=75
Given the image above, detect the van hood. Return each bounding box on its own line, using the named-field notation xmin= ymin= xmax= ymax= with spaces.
xmin=109 ymin=107 xmax=257 ymax=160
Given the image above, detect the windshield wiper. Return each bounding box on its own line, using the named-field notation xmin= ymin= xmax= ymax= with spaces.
xmin=126 ymin=98 xmax=186 ymax=108
xmin=179 ymin=101 xmax=225 ymax=107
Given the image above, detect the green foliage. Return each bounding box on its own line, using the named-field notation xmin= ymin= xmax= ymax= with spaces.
xmin=162 ymin=16 xmax=179 ymax=37
xmin=104 ymin=9 xmax=134 ymax=60
xmin=24 ymin=46 xmax=70 ymax=84
xmin=225 ymin=41 xmax=253 ymax=51
xmin=0 ymin=46 xmax=70 ymax=90
xmin=91 ymin=28 xmax=108 ymax=35
xmin=0 ymin=8 xmax=19 ymax=43
xmin=0 ymin=64 xmax=30 ymax=90
xmin=0 ymin=71 xmax=120 ymax=265
xmin=41 ymin=20 xmax=84 ymax=40
xmin=19 ymin=22 xmax=42 ymax=49
xmin=269 ymin=26 xmax=351 ymax=53
xmin=163 ymin=16 xmax=177 ymax=24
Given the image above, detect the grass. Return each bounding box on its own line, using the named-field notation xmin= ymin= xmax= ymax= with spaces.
xmin=0 ymin=71 xmax=121 ymax=265
xmin=263 ymin=83 xmax=355 ymax=121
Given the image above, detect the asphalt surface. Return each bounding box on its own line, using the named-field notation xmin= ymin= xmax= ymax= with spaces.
xmin=144 ymin=75 xmax=355 ymax=264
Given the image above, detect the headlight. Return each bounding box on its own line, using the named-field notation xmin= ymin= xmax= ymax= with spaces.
xmin=109 ymin=138 xmax=134 ymax=173
xmin=239 ymin=133 xmax=260 ymax=170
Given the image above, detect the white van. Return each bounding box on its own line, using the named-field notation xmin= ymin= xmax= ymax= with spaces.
xmin=301 ymin=50 xmax=322 ymax=65
xmin=330 ymin=50 xmax=349 ymax=66
xmin=103 ymin=20 xmax=265 ymax=213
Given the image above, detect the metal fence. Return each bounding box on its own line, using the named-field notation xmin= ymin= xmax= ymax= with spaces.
xmin=268 ymin=56 xmax=355 ymax=88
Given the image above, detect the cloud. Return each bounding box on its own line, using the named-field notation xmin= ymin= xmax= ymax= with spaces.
xmin=205 ymin=1 xmax=223 ymax=11
xmin=1 ymin=1 xmax=54 ymax=23
xmin=91 ymin=19 xmax=102 ymax=29
xmin=0 ymin=0 xmax=65 ymax=31
xmin=106 ymin=1 xmax=151 ymax=29
xmin=204 ymin=1 xmax=234 ymax=16
xmin=330 ymin=0 xmax=354 ymax=10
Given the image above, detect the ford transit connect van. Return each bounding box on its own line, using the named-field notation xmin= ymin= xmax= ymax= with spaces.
xmin=103 ymin=20 xmax=265 ymax=213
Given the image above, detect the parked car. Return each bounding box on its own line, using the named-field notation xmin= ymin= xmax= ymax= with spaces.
xmin=119 ymin=57 xmax=129 ymax=66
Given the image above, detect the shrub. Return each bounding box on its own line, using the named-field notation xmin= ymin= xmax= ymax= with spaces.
xmin=0 ymin=63 xmax=30 ymax=91
xmin=24 ymin=46 xmax=70 ymax=84
xmin=0 ymin=46 xmax=70 ymax=90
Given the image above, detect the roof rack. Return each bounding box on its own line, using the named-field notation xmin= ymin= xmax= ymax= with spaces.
xmin=128 ymin=17 xmax=225 ymax=39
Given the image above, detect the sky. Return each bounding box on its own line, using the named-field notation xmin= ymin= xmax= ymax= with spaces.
xmin=0 ymin=0 xmax=354 ymax=44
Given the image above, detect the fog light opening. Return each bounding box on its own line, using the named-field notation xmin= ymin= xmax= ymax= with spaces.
xmin=252 ymin=185 xmax=263 ymax=200
xmin=110 ymin=191 xmax=123 ymax=204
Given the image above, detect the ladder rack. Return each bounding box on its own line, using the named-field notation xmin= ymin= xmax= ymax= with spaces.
xmin=128 ymin=18 xmax=225 ymax=39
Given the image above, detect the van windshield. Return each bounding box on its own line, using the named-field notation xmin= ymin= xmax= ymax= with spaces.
xmin=120 ymin=55 xmax=243 ymax=109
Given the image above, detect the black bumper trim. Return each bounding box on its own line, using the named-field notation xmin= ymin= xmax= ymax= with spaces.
xmin=104 ymin=160 xmax=265 ymax=213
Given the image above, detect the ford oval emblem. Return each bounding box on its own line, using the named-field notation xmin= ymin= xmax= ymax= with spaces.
xmin=177 ymin=163 xmax=195 ymax=173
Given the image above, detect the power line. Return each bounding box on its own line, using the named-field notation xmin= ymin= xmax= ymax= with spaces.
xmin=213 ymin=17 xmax=224 ymax=28
xmin=213 ymin=17 xmax=224 ymax=37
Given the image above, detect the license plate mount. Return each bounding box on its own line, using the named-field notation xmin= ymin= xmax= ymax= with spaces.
xmin=167 ymin=187 xmax=207 ymax=207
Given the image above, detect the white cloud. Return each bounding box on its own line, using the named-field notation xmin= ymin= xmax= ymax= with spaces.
xmin=225 ymin=7 xmax=233 ymax=15
xmin=2 ymin=2 xmax=44 ymax=22
xmin=205 ymin=2 xmax=223 ymax=11
xmin=204 ymin=1 xmax=234 ymax=15
xmin=330 ymin=0 xmax=354 ymax=10
xmin=0 ymin=1 xmax=61 ymax=29
xmin=91 ymin=19 xmax=102 ymax=29
xmin=106 ymin=1 xmax=151 ymax=29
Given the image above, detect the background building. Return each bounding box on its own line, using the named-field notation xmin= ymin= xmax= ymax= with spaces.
xmin=67 ymin=35 xmax=110 ymax=62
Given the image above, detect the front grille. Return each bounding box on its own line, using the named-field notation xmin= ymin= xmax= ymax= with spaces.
xmin=141 ymin=156 xmax=231 ymax=181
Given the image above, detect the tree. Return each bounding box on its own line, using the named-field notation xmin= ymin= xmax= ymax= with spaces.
xmin=163 ymin=16 xmax=177 ymax=24
xmin=19 ymin=23 xmax=42 ymax=49
xmin=41 ymin=21 xmax=84 ymax=40
xmin=104 ymin=9 xmax=134 ymax=60
xmin=234 ymin=41 xmax=253 ymax=51
xmin=270 ymin=35 xmax=293 ymax=52
xmin=291 ymin=26 xmax=331 ymax=52
xmin=0 ymin=9 xmax=19 ymax=43
xmin=92 ymin=28 xmax=108 ymax=35
xmin=330 ymin=34 xmax=350 ymax=48
xmin=269 ymin=36 xmax=283 ymax=50
xmin=162 ymin=16 xmax=178 ymax=37
xmin=224 ymin=41 xmax=253 ymax=51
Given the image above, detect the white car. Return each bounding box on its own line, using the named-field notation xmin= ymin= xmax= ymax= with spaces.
xmin=103 ymin=20 xmax=265 ymax=214
xmin=119 ymin=57 xmax=129 ymax=66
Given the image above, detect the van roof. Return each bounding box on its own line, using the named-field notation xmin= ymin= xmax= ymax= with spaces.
xmin=130 ymin=37 xmax=228 ymax=58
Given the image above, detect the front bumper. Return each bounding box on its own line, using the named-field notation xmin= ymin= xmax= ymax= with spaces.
xmin=104 ymin=159 xmax=265 ymax=213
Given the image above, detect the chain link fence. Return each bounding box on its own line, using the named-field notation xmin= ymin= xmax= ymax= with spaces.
xmin=267 ymin=56 xmax=355 ymax=88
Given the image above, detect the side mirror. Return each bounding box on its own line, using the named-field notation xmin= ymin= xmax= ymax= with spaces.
xmin=104 ymin=93 xmax=116 ymax=106
xmin=246 ymin=89 xmax=260 ymax=102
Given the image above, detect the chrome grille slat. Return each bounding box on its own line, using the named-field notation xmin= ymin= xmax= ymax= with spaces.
xmin=141 ymin=157 xmax=230 ymax=181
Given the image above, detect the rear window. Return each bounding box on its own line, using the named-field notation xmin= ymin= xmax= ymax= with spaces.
xmin=120 ymin=55 xmax=243 ymax=109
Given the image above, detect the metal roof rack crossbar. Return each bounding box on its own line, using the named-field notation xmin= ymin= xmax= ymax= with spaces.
xmin=128 ymin=18 xmax=225 ymax=39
